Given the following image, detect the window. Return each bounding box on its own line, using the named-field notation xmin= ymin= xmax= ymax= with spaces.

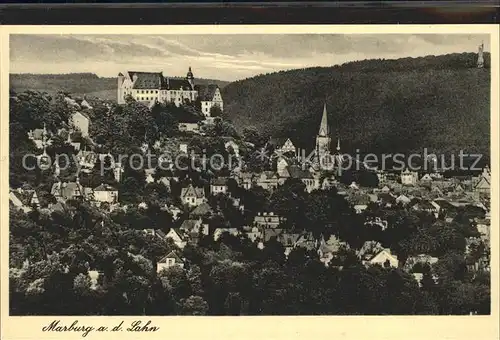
xmin=156 ymin=90 xmax=158 ymax=94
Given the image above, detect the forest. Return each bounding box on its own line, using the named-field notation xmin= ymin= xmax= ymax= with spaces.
xmin=222 ymin=52 xmax=491 ymax=157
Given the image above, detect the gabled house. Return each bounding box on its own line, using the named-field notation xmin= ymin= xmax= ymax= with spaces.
xmin=210 ymin=177 xmax=229 ymax=195
xmin=213 ymin=227 xmax=240 ymax=241
xmin=9 ymin=190 xmax=33 ymax=213
xmin=278 ymin=232 xmax=301 ymax=256
xmin=93 ymin=183 xmax=118 ymax=204
xmin=403 ymin=254 xmax=439 ymax=272
xmin=51 ymin=180 xmax=84 ymax=202
xmin=180 ymin=218 xmax=209 ymax=236
xmin=180 ymin=184 xmax=206 ymax=207
xmin=195 ymin=84 xmax=224 ymax=116
xmin=255 ymin=171 xmax=281 ymax=191
xmin=165 ymin=228 xmax=187 ymax=249
xmin=70 ymin=111 xmax=90 ymax=137
xmin=243 ymin=226 xmax=262 ymax=243
xmin=238 ymin=172 xmax=255 ymax=190
xmin=287 ymin=165 xmax=316 ymax=192
xmin=396 ymin=194 xmax=411 ymax=205
xmin=157 ymin=251 xmax=185 ymax=272
xmin=253 ymin=212 xmax=283 ymax=229
xmin=190 ymin=202 xmax=214 ymax=218
xmin=294 ymin=231 xmax=317 ymax=251
xmin=366 ymin=249 xmax=399 ymax=268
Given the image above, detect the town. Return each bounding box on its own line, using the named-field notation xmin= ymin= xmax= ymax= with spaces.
xmin=9 ymin=43 xmax=491 ymax=316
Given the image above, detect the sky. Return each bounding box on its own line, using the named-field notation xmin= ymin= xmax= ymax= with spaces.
xmin=10 ymin=34 xmax=490 ymax=81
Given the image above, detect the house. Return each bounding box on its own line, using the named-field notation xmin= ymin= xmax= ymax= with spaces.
xmin=9 ymin=190 xmax=33 ymax=213
xmin=419 ymin=173 xmax=433 ymax=187
xmin=317 ymin=234 xmax=346 ymax=266
xmin=156 ymin=251 xmax=185 ymax=272
xmin=404 ymin=254 xmax=439 ymax=272
xmin=51 ymin=180 xmax=84 ymax=202
xmin=180 ymin=218 xmax=209 ymax=236
xmin=224 ymin=139 xmax=240 ymax=158
xmin=357 ymin=241 xmax=384 ymax=262
xmin=278 ymin=232 xmax=301 ymax=257
xmin=396 ymin=194 xmax=411 ymax=205
xmin=145 ymin=168 xmax=156 ymax=184
xmin=213 ymin=227 xmax=240 ymax=241
xmin=367 ymin=249 xmax=399 ymax=268
xmin=401 ymin=169 xmax=418 ymax=186
xmin=287 ymin=165 xmax=316 ymax=193
xmin=365 ymin=217 xmax=388 ymax=231
xmin=255 ymin=171 xmax=282 ymax=191
xmin=178 ymin=122 xmax=200 ymax=134
xmin=117 ymin=69 xmax=199 ymax=106
xmin=27 ymin=125 xmax=53 ymax=149
xmin=195 ymin=84 xmax=224 ymax=116
xmin=294 ymin=232 xmax=317 ymax=251
xmin=93 ymin=184 xmax=118 ymax=204
xmin=412 ymin=200 xmax=439 ymax=217
xmin=380 ymin=185 xmax=391 ymax=193
xmin=237 ymin=172 xmax=255 ymax=190
xmin=165 ymin=228 xmax=187 ymax=249
xmin=271 ymin=137 xmax=297 ymax=155
xmin=243 ymin=226 xmax=262 ymax=243
xmin=143 ymin=228 xmax=167 ymax=240
xmin=254 ymin=212 xmax=283 ymax=229
xmin=70 ymin=111 xmax=90 ymax=137
xmin=474 ymin=167 xmax=491 ymax=195
xmin=190 ymin=202 xmax=214 ymax=218
xmin=180 ymin=184 xmax=206 ymax=207
xmin=210 ymin=177 xmax=229 ymax=195
xmin=262 ymin=228 xmax=284 ymax=242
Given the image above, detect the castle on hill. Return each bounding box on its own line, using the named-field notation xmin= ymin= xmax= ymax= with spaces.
xmin=117 ymin=67 xmax=223 ymax=116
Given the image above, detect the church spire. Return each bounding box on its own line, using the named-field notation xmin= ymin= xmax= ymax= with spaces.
xmin=318 ymin=103 xmax=329 ymax=137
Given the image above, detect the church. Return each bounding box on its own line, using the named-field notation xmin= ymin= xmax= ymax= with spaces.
xmin=117 ymin=67 xmax=223 ymax=114
xmin=314 ymin=103 xmax=341 ymax=169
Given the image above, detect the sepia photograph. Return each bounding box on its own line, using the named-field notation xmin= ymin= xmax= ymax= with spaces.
xmin=5 ymin=30 xmax=494 ymax=319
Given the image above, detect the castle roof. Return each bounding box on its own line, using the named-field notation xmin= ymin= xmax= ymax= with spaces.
xmin=128 ymin=71 xmax=167 ymax=90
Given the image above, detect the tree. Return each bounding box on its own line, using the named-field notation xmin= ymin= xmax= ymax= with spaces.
xmin=179 ymin=295 xmax=209 ymax=315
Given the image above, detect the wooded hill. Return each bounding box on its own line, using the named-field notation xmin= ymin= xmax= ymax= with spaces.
xmin=222 ymin=52 xmax=491 ymax=158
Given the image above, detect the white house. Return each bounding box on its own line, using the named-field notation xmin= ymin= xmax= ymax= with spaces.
xmin=93 ymin=184 xmax=118 ymax=204
xmin=165 ymin=228 xmax=187 ymax=249
xmin=401 ymin=169 xmax=418 ymax=186
xmin=196 ymin=84 xmax=224 ymax=117
xmin=70 ymin=111 xmax=90 ymax=137
xmin=156 ymin=251 xmax=185 ymax=272
xmin=181 ymin=184 xmax=206 ymax=207
xmin=210 ymin=178 xmax=228 ymax=195
xmin=368 ymin=249 xmax=399 ymax=268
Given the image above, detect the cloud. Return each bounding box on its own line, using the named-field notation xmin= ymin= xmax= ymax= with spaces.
xmin=10 ymin=33 xmax=490 ymax=81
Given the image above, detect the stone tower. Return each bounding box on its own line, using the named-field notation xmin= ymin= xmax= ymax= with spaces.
xmin=186 ymin=66 xmax=195 ymax=88
xmin=477 ymin=42 xmax=484 ymax=68
xmin=315 ymin=103 xmax=331 ymax=163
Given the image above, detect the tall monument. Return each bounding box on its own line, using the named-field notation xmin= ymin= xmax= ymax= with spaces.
xmin=477 ymin=42 xmax=484 ymax=69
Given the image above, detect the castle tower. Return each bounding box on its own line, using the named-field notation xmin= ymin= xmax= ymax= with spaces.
xmin=186 ymin=66 xmax=195 ymax=88
xmin=477 ymin=42 xmax=484 ymax=68
xmin=117 ymin=72 xmax=125 ymax=104
xmin=315 ymin=103 xmax=331 ymax=162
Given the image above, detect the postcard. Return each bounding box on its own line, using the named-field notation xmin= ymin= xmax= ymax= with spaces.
xmin=1 ymin=24 xmax=499 ymax=340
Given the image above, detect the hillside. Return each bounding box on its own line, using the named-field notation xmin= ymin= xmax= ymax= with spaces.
xmin=10 ymin=73 xmax=229 ymax=101
xmin=222 ymin=53 xmax=491 ymax=158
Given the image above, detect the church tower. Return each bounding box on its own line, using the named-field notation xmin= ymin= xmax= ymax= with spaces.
xmin=477 ymin=42 xmax=484 ymax=68
xmin=315 ymin=103 xmax=331 ymax=162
